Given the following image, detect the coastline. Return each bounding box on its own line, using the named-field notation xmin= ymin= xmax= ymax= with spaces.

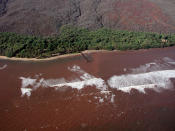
xmin=0 ymin=47 xmax=174 ymax=62
xmin=0 ymin=50 xmax=110 ymax=61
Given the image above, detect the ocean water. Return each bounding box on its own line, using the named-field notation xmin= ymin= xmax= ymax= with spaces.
xmin=0 ymin=47 xmax=175 ymax=130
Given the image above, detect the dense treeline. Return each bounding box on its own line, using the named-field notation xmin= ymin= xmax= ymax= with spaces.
xmin=0 ymin=25 xmax=175 ymax=58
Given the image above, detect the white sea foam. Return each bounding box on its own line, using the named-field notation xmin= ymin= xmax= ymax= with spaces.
xmin=20 ymin=77 xmax=36 ymax=87
xmin=48 ymin=66 xmax=107 ymax=91
xmin=47 ymin=65 xmax=107 ymax=91
xmin=51 ymin=77 xmax=107 ymax=90
xmin=108 ymin=70 xmax=175 ymax=93
xmin=19 ymin=57 xmax=175 ymax=98
xmin=20 ymin=65 xmax=108 ymax=97
xmin=111 ymin=94 xmax=115 ymax=103
xmin=0 ymin=64 xmax=7 ymax=70
xmin=100 ymin=91 xmax=111 ymax=94
xmin=19 ymin=77 xmax=37 ymax=88
xmin=99 ymin=98 xmax=104 ymax=103
xmin=21 ymin=88 xmax=32 ymax=97
xmin=68 ymin=65 xmax=81 ymax=72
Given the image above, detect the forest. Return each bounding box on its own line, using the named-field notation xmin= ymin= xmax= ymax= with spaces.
xmin=0 ymin=25 xmax=175 ymax=58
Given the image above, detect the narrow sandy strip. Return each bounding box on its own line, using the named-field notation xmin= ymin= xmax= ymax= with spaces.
xmin=0 ymin=47 xmax=174 ymax=62
xmin=0 ymin=53 xmax=81 ymax=61
xmin=0 ymin=50 xmax=110 ymax=62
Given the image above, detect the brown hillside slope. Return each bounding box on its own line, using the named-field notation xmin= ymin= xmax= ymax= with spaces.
xmin=0 ymin=0 xmax=175 ymax=36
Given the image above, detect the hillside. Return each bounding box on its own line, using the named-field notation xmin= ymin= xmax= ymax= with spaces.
xmin=0 ymin=0 xmax=175 ymax=36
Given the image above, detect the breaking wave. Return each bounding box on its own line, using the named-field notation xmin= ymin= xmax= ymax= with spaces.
xmin=108 ymin=57 xmax=175 ymax=93
xmin=19 ymin=57 xmax=175 ymax=98
xmin=20 ymin=65 xmax=107 ymax=97
xmin=108 ymin=70 xmax=175 ymax=93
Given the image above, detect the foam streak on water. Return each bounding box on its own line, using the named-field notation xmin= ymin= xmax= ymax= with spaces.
xmin=51 ymin=65 xmax=107 ymax=90
xmin=0 ymin=64 xmax=7 ymax=70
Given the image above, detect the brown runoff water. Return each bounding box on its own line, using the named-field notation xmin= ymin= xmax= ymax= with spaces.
xmin=0 ymin=47 xmax=175 ymax=131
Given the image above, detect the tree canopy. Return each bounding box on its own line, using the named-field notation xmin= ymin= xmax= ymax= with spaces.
xmin=0 ymin=25 xmax=175 ymax=58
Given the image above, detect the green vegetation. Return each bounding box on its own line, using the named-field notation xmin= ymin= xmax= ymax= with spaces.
xmin=0 ymin=25 xmax=175 ymax=58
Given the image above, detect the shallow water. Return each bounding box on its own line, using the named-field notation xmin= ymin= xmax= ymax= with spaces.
xmin=0 ymin=47 xmax=175 ymax=131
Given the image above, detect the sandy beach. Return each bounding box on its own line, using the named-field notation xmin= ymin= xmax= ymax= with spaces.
xmin=0 ymin=48 xmax=165 ymax=62
xmin=0 ymin=50 xmax=111 ymax=62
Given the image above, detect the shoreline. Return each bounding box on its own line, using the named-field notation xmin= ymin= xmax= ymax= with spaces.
xmin=0 ymin=47 xmax=174 ymax=62
xmin=0 ymin=50 xmax=110 ymax=62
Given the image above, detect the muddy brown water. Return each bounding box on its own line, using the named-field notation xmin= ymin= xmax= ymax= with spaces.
xmin=0 ymin=47 xmax=175 ymax=131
